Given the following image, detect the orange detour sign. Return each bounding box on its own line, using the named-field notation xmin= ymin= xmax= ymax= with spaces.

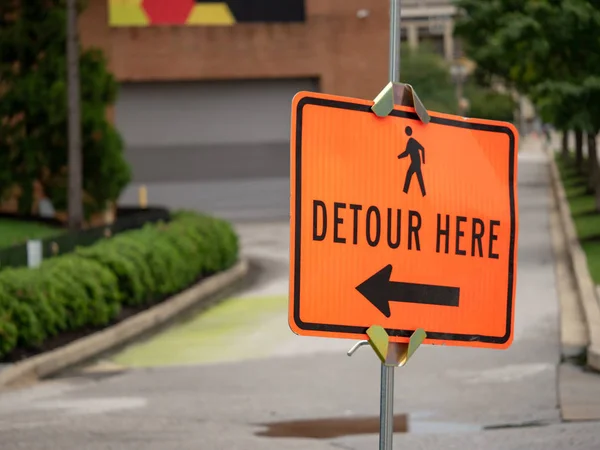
xmin=289 ymin=91 xmax=519 ymax=349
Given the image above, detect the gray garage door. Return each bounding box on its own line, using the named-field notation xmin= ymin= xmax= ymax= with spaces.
xmin=115 ymin=78 xmax=318 ymax=221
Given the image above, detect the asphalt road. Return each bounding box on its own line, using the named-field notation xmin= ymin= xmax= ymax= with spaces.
xmin=1 ymin=141 xmax=600 ymax=448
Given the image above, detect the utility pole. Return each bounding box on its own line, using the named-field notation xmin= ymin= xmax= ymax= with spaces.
xmin=67 ymin=0 xmax=83 ymax=230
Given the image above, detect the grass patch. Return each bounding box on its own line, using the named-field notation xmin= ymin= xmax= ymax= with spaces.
xmin=0 ymin=219 xmax=60 ymax=248
xmin=556 ymin=155 xmax=600 ymax=283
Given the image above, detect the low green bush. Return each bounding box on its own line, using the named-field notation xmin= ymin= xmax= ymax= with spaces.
xmin=465 ymin=84 xmax=516 ymax=123
xmin=0 ymin=292 xmax=18 ymax=357
xmin=0 ymin=211 xmax=239 ymax=359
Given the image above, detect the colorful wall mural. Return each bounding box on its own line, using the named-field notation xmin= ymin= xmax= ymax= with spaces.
xmin=108 ymin=0 xmax=306 ymax=27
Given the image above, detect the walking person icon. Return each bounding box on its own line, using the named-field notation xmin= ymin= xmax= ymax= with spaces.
xmin=398 ymin=126 xmax=426 ymax=197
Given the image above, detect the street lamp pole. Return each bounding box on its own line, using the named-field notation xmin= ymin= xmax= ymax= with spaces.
xmin=450 ymin=61 xmax=467 ymax=116
xmin=456 ymin=71 xmax=464 ymax=115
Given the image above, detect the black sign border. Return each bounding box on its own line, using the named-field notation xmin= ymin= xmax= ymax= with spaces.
xmin=292 ymin=95 xmax=517 ymax=345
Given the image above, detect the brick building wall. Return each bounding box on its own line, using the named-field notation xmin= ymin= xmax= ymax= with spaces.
xmin=81 ymin=0 xmax=408 ymax=101
xmin=2 ymin=1 xmax=458 ymax=221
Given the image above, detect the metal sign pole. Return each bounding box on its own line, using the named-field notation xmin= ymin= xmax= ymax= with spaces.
xmin=380 ymin=3 xmax=402 ymax=449
xmin=347 ymin=3 xmax=428 ymax=450
xmin=389 ymin=0 xmax=402 ymax=83
xmin=349 ymin=326 xmax=425 ymax=450
xmin=379 ymin=362 xmax=395 ymax=449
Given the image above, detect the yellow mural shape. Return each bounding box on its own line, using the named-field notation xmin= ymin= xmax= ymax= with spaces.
xmin=108 ymin=0 xmax=149 ymax=27
xmin=186 ymin=3 xmax=236 ymax=25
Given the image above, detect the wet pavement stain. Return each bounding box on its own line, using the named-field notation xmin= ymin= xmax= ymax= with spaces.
xmin=484 ymin=419 xmax=551 ymax=430
xmin=255 ymin=415 xmax=408 ymax=439
xmin=255 ymin=414 xmax=486 ymax=438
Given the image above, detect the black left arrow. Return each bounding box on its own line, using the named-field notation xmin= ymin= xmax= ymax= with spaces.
xmin=356 ymin=264 xmax=460 ymax=318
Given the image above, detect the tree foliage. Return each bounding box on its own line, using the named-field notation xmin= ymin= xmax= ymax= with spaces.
xmin=455 ymin=0 xmax=600 ymax=206
xmin=401 ymin=42 xmax=515 ymax=122
xmin=0 ymin=1 xmax=131 ymax=218
xmin=465 ymin=85 xmax=516 ymax=123
xmin=455 ymin=0 xmax=600 ymax=133
xmin=401 ymin=43 xmax=459 ymax=114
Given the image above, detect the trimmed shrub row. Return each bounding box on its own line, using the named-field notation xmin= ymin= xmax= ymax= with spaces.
xmin=0 ymin=211 xmax=239 ymax=360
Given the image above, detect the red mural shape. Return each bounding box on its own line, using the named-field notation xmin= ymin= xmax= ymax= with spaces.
xmin=142 ymin=0 xmax=195 ymax=25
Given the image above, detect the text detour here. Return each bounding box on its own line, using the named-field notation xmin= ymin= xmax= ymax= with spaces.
xmin=289 ymin=91 xmax=519 ymax=350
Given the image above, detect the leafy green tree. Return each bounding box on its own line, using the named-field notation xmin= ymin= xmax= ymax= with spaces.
xmin=0 ymin=1 xmax=131 ymax=219
xmin=400 ymin=43 xmax=516 ymax=122
xmin=458 ymin=0 xmax=600 ymax=208
xmin=455 ymin=0 xmax=600 ymax=199
xmin=455 ymin=0 xmax=573 ymax=147
xmin=400 ymin=43 xmax=459 ymax=115
xmin=454 ymin=0 xmax=529 ymax=90
xmin=464 ymin=83 xmax=516 ymax=123
xmin=510 ymin=0 xmax=600 ymax=199
xmin=537 ymin=78 xmax=600 ymax=203
xmin=526 ymin=0 xmax=600 ymax=167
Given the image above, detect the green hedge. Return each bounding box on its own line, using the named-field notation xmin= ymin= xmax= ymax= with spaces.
xmin=0 ymin=211 xmax=239 ymax=360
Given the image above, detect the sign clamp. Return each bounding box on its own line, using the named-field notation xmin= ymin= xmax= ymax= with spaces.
xmin=347 ymin=326 xmax=426 ymax=369
xmin=371 ymin=81 xmax=430 ymax=124
xmin=349 ymin=1 xmax=429 ymax=449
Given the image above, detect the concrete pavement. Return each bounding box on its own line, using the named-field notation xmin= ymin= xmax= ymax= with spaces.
xmin=1 ymin=137 xmax=600 ymax=448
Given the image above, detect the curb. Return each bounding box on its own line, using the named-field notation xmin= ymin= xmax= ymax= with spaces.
xmin=547 ymin=151 xmax=600 ymax=372
xmin=0 ymin=258 xmax=249 ymax=388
